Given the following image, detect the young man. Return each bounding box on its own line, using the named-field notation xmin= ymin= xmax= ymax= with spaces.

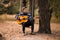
xmin=15 ymin=7 xmax=34 ymax=35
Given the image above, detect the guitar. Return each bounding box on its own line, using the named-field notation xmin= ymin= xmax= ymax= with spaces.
xmin=16 ymin=16 xmax=28 ymax=25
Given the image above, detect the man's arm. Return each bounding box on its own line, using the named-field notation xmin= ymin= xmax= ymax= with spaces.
xmin=28 ymin=13 xmax=34 ymax=21
xmin=15 ymin=14 xmax=20 ymax=20
xmin=15 ymin=12 xmax=24 ymax=20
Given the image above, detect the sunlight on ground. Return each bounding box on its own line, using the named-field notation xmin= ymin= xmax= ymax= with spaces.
xmin=0 ymin=21 xmax=60 ymax=40
xmin=0 ymin=14 xmax=60 ymax=40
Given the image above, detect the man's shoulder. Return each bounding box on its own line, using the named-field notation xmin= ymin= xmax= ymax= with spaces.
xmin=27 ymin=13 xmax=31 ymax=15
xmin=19 ymin=12 xmax=23 ymax=15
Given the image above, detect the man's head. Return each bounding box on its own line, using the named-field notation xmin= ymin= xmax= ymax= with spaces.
xmin=22 ymin=7 xmax=28 ymax=13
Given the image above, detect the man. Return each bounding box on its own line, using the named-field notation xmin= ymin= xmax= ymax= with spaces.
xmin=15 ymin=7 xmax=34 ymax=35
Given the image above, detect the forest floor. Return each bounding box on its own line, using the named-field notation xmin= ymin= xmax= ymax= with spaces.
xmin=0 ymin=21 xmax=60 ymax=40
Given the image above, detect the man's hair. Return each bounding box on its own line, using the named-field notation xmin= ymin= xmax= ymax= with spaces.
xmin=22 ymin=7 xmax=27 ymax=11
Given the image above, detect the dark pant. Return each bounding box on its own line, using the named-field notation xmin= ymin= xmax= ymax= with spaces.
xmin=22 ymin=20 xmax=34 ymax=33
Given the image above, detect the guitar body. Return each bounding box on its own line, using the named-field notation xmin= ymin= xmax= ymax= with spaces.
xmin=17 ymin=16 xmax=28 ymax=25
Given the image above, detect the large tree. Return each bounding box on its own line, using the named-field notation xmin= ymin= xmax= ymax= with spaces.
xmin=38 ymin=0 xmax=52 ymax=34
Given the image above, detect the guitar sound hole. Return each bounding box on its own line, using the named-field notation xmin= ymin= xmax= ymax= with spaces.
xmin=23 ymin=18 xmax=26 ymax=20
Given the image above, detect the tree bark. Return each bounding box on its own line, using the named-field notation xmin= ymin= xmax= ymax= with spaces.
xmin=38 ymin=0 xmax=51 ymax=34
xmin=29 ymin=0 xmax=35 ymax=17
xmin=22 ymin=0 xmax=26 ymax=7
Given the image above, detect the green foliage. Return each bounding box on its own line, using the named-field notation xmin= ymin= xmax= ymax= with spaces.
xmin=3 ymin=0 xmax=10 ymax=4
xmin=50 ymin=0 xmax=60 ymax=18
xmin=50 ymin=0 xmax=60 ymax=22
xmin=0 ymin=0 xmax=20 ymax=15
xmin=0 ymin=4 xmax=5 ymax=14
xmin=0 ymin=0 xmax=60 ymax=18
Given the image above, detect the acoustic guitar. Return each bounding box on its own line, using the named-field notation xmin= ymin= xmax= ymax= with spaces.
xmin=17 ymin=16 xmax=28 ymax=25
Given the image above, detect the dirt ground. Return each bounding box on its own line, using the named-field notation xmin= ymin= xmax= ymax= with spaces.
xmin=0 ymin=21 xmax=60 ymax=40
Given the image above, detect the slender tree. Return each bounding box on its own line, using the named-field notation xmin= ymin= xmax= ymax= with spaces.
xmin=29 ymin=0 xmax=35 ymax=17
xmin=22 ymin=0 xmax=26 ymax=7
xmin=38 ymin=0 xmax=52 ymax=34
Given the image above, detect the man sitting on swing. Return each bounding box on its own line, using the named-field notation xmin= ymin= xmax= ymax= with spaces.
xmin=15 ymin=7 xmax=34 ymax=35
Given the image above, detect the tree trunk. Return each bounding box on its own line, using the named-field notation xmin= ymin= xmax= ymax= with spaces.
xmin=22 ymin=0 xmax=26 ymax=7
xmin=38 ymin=0 xmax=51 ymax=34
xmin=29 ymin=0 xmax=35 ymax=17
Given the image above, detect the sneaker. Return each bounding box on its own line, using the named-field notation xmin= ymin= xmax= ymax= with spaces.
xmin=22 ymin=33 xmax=27 ymax=36
xmin=30 ymin=32 xmax=35 ymax=35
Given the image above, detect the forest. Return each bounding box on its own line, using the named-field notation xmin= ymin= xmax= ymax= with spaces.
xmin=0 ymin=0 xmax=60 ymax=40
xmin=0 ymin=0 xmax=60 ymax=22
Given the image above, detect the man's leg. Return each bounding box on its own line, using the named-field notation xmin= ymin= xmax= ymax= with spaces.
xmin=22 ymin=25 xmax=25 ymax=33
xmin=31 ymin=21 xmax=34 ymax=33
xmin=31 ymin=23 xmax=36 ymax=35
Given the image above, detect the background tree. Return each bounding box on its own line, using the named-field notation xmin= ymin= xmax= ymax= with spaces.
xmin=29 ymin=0 xmax=35 ymax=17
